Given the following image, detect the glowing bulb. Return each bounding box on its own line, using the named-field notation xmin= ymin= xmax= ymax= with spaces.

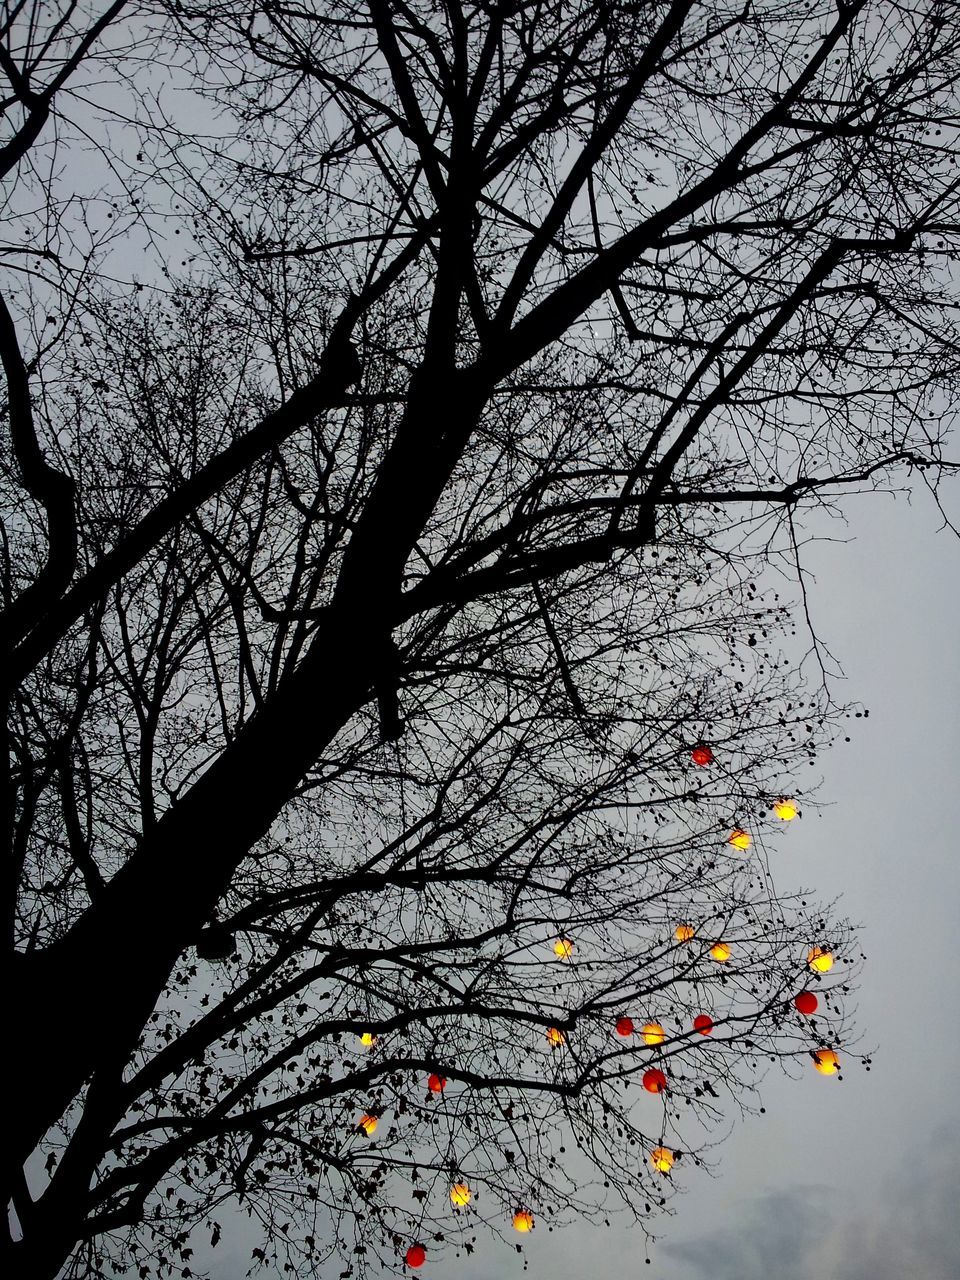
xmin=812 ymin=1048 xmax=840 ymax=1075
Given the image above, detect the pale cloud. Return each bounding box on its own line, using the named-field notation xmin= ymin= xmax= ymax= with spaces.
xmin=664 ymin=1126 xmax=960 ymax=1280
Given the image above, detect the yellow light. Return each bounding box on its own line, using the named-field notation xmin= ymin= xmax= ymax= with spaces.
xmin=728 ymin=828 xmax=752 ymax=851
xmin=358 ymin=1114 xmax=378 ymax=1136
xmin=773 ymin=799 xmax=798 ymax=821
xmin=807 ymin=946 xmax=834 ymax=973
xmin=546 ymin=1027 xmax=566 ymax=1048
xmin=513 ymin=1210 xmax=534 ymax=1233
xmin=674 ymin=924 xmax=695 ymax=943
xmin=650 ymin=1146 xmax=675 ymax=1173
xmin=812 ymin=1048 xmax=840 ymax=1075
xmin=641 ymin=1021 xmax=666 ymax=1046
xmin=359 ymin=1032 xmax=377 ymax=1047
xmin=710 ymin=941 xmax=731 ymax=963
xmin=553 ymin=937 xmax=574 ymax=960
xmin=450 ymin=1182 xmax=471 ymax=1207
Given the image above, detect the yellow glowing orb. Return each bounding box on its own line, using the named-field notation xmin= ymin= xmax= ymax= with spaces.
xmin=641 ymin=1021 xmax=666 ymax=1046
xmin=650 ymin=1146 xmax=675 ymax=1173
xmin=358 ymin=1114 xmax=378 ymax=1136
xmin=553 ymin=937 xmax=574 ymax=959
xmin=728 ymin=828 xmax=752 ymax=851
xmin=812 ymin=1048 xmax=840 ymax=1075
xmin=450 ymin=1182 xmax=471 ymax=1207
xmin=773 ymin=799 xmax=798 ymax=821
xmin=513 ymin=1210 xmax=534 ymax=1233
xmin=359 ymin=1031 xmax=377 ymax=1047
xmin=807 ymin=946 xmax=834 ymax=973
xmin=710 ymin=941 xmax=731 ymax=963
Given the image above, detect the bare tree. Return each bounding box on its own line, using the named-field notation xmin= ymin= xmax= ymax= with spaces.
xmin=2 ymin=1 xmax=958 ymax=1276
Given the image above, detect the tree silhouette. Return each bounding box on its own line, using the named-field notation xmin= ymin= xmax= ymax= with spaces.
xmin=1 ymin=1 xmax=957 ymax=1276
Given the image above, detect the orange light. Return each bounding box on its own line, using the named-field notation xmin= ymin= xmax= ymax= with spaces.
xmin=642 ymin=1068 xmax=667 ymax=1094
xmin=691 ymin=745 xmax=713 ymax=766
xmin=553 ymin=937 xmax=574 ymax=960
xmin=812 ymin=1048 xmax=840 ymax=1075
xmin=650 ymin=1146 xmax=675 ymax=1173
xmin=359 ymin=1031 xmax=377 ymax=1047
xmin=674 ymin=924 xmax=695 ymax=943
xmin=358 ymin=1114 xmax=378 ymax=1136
xmin=773 ymin=799 xmax=798 ymax=821
xmin=427 ymin=1073 xmax=447 ymax=1093
xmin=513 ymin=1209 xmax=535 ymax=1233
xmin=807 ymin=946 xmax=834 ymax=973
xmin=546 ymin=1027 xmax=566 ymax=1047
xmin=450 ymin=1182 xmax=471 ymax=1207
xmin=641 ymin=1021 xmax=666 ymax=1046
xmin=710 ymin=941 xmax=731 ymax=963
xmin=728 ymin=828 xmax=752 ymax=851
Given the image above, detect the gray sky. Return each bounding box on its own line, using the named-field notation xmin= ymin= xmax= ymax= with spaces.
xmin=188 ymin=483 xmax=959 ymax=1280
xmin=450 ymin=483 xmax=960 ymax=1280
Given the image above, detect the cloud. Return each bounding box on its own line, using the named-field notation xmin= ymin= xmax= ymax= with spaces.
xmin=663 ymin=1126 xmax=960 ymax=1280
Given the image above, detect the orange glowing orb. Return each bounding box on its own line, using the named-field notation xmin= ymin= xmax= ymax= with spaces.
xmin=450 ymin=1182 xmax=471 ymax=1207
xmin=427 ymin=1073 xmax=447 ymax=1093
xmin=553 ymin=937 xmax=575 ymax=960
xmin=546 ymin=1027 xmax=566 ymax=1048
xmin=807 ymin=946 xmax=834 ymax=973
xmin=710 ymin=941 xmax=731 ymax=963
xmin=728 ymin=828 xmax=752 ymax=851
xmin=674 ymin=923 xmax=695 ymax=943
xmin=642 ymin=1068 xmax=668 ymax=1094
xmin=812 ymin=1048 xmax=840 ymax=1075
xmin=691 ymin=745 xmax=713 ymax=766
xmin=358 ymin=1114 xmax=378 ymax=1136
xmin=513 ymin=1210 xmax=534 ymax=1233
xmin=650 ymin=1146 xmax=675 ymax=1173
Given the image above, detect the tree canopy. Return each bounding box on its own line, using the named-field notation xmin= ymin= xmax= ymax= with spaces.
xmin=1 ymin=1 xmax=957 ymax=1277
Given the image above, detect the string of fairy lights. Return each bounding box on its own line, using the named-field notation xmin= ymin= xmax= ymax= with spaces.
xmin=330 ymin=744 xmax=839 ymax=1270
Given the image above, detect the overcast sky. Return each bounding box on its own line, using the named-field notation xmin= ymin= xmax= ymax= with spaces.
xmin=185 ymin=481 xmax=958 ymax=1280
xmin=448 ymin=482 xmax=960 ymax=1280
